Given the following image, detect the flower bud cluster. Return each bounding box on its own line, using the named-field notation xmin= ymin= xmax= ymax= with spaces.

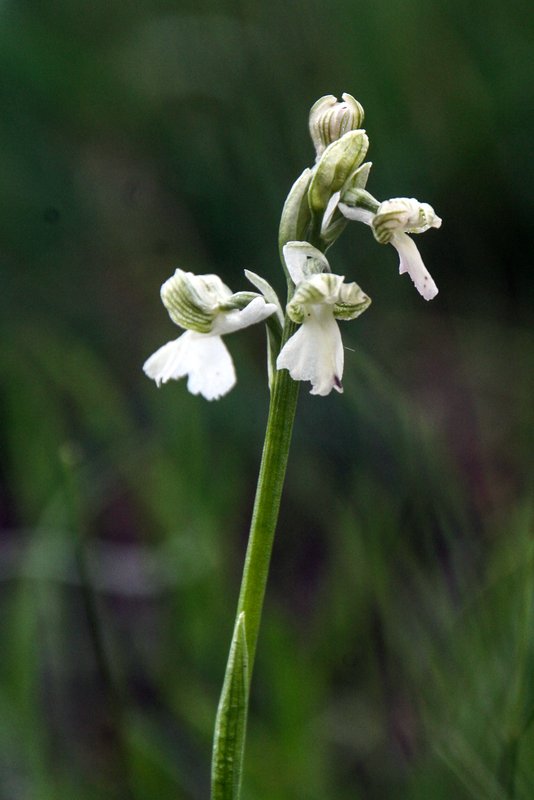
xmin=279 ymin=92 xmax=373 ymax=260
xmin=278 ymin=91 xmax=441 ymax=304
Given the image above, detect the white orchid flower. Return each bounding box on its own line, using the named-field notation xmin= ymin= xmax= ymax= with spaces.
xmin=276 ymin=242 xmax=370 ymax=396
xmin=143 ymin=269 xmax=277 ymax=400
xmin=339 ymin=196 xmax=441 ymax=300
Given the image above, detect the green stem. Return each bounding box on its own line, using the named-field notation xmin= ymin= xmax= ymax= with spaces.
xmin=235 ymin=318 xmax=300 ymax=671
xmin=210 ymin=317 xmax=299 ymax=799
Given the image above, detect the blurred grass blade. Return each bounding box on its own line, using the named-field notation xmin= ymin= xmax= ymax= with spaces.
xmin=211 ymin=612 xmax=249 ymax=800
xmin=436 ymin=733 xmax=509 ymax=800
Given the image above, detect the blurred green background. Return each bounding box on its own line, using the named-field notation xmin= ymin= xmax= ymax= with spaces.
xmin=1 ymin=0 xmax=533 ymax=798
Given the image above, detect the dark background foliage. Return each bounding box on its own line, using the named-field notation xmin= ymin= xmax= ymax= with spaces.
xmin=1 ymin=1 xmax=533 ymax=798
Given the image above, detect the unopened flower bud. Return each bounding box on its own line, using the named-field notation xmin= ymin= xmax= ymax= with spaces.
xmin=308 ymin=130 xmax=369 ymax=219
xmin=309 ymin=93 xmax=365 ymax=159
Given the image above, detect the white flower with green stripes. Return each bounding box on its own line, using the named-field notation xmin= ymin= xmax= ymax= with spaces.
xmin=276 ymin=242 xmax=371 ymax=396
xmin=143 ymin=270 xmax=277 ymax=400
xmin=340 ymin=196 xmax=442 ymax=300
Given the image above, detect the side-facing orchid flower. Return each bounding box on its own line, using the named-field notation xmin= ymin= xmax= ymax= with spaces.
xmin=143 ymin=269 xmax=277 ymax=400
xmin=339 ymin=195 xmax=442 ymax=300
xmin=276 ymin=242 xmax=371 ymax=396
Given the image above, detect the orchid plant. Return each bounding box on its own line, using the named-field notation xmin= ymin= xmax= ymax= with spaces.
xmin=143 ymin=92 xmax=441 ymax=799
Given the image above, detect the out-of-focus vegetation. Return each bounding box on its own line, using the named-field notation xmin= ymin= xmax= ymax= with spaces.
xmin=1 ymin=0 xmax=533 ymax=798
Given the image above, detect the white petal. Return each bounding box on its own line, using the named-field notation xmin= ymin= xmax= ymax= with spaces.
xmin=143 ymin=331 xmax=236 ymax=400
xmin=338 ymin=202 xmax=374 ymax=226
xmin=212 ymin=296 xmax=277 ymax=335
xmin=184 ymin=335 xmax=236 ymax=400
xmin=143 ymin=336 xmax=189 ymax=387
xmin=277 ymin=306 xmax=344 ymax=396
xmin=244 ymin=270 xmax=284 ymax=325
xmin=282 ymin=242 xmax=330 ymax=283
xmin=391 ymin=232 xmax=438 ymax=300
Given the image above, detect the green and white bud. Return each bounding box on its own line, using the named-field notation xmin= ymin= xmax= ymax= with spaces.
xmin=280 ymin=94 xmax=367 ymax=258
xmin=309 ymin=93 xmax=365 ymax=159
xmin=308 ymin=130 xmax=369 ymax=220
xmin=340 ymin=170 xmax=377 ymax=211
xmin=346 ymin=161 xmax=372 ymax=192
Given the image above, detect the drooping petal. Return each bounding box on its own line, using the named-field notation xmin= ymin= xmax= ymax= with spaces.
xmin=212 ymin=296 xmax=277 ymax=335
xmin=391 ymin=232 xmax=438 ymax=300
xmin=277 ymin=305 xmax=344 ymax=396
xmin=143 ymin=331 xmax=236 ymax=400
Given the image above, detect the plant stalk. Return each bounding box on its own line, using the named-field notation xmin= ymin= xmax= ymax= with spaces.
xmin=210 ymin=316 xmax=299 ymax=799
xmin=234 ymin=318 xmax=300 ymax=672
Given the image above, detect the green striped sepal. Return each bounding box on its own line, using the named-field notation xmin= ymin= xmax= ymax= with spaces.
xmin=211 ymin=613 xmax=249 ymax=800
xmin=371 ymin=198 xmax=442 ymax=244
xmin=160 ymin=269 xmax=233 ymax=333
xmin=287 ymin=273 xmax=371 ymax=324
